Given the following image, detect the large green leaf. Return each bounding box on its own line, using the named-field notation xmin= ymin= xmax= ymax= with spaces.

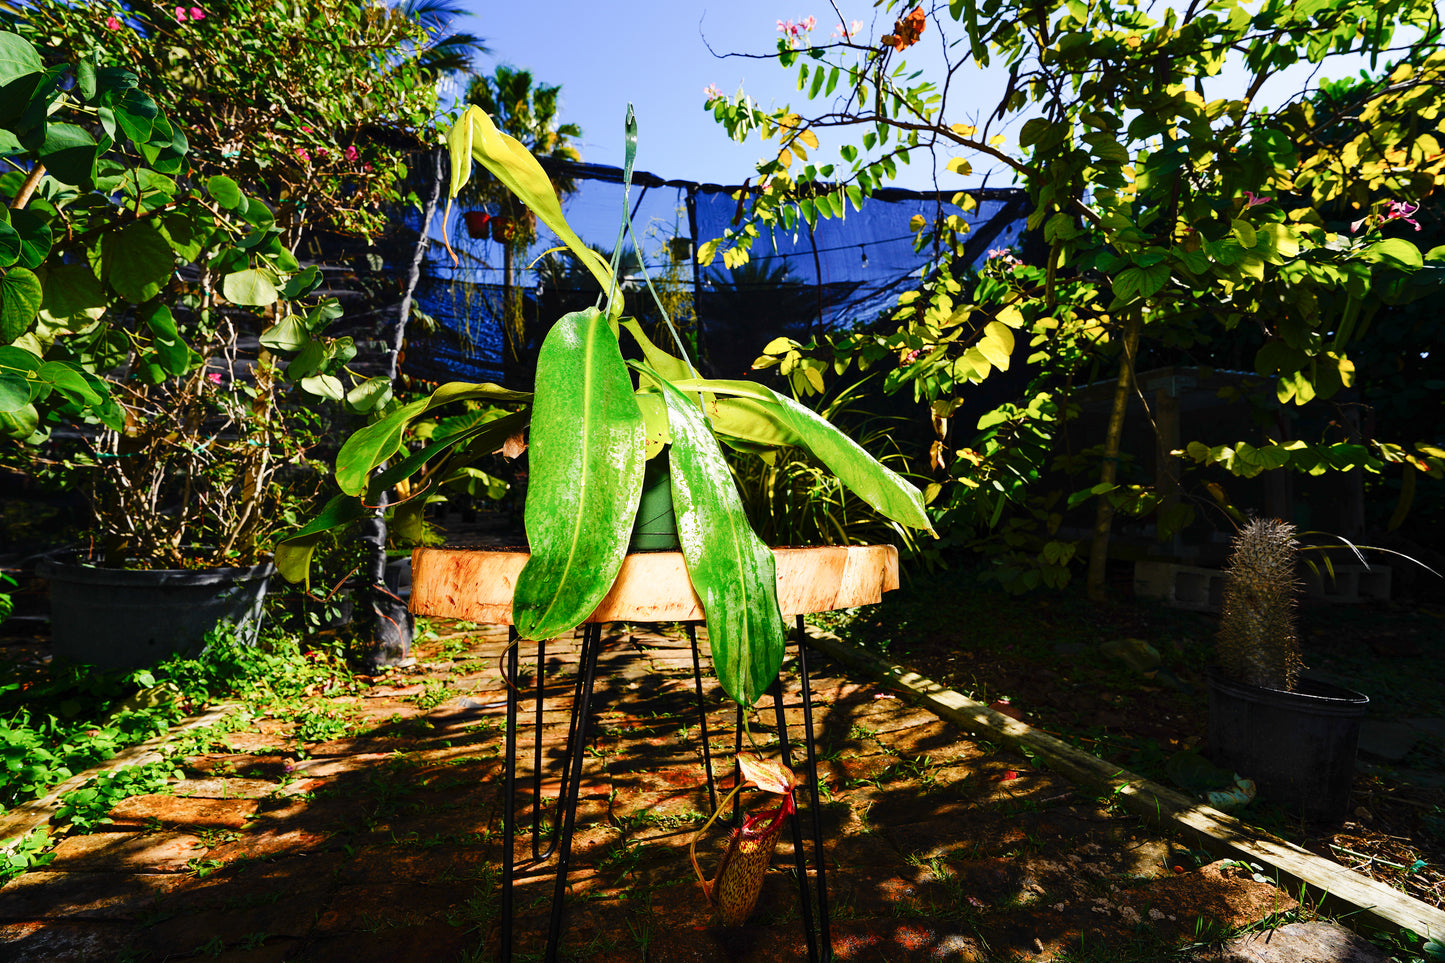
xmin=447 ymin=106 xmax=614 ymax=299
xmin=645 ymin=371 xmax=785 ymax=707
xmin=334 ymin=381 xmax=532 ymax=495
xmin=102 ymin=220 xmax=173 ymax=303
xmin=37 ymin=262 xmax=107 ymax=329
xmin=0 ymin=33 xmax=42 ymax=87
xmin=672 ymin=377 xmax=934 ymax=533
xmin=38 ymin=123 xmax=98 ymax=186
xmin=222 ymin=267 xmax=279 ymax=306
xmin=512 ymin=308 xmax=645 ymax=642
xmin=0 ymin=266 xmax=42 ymax=343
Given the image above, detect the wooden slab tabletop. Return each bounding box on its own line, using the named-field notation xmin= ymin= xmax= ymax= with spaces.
xmin=409 ymin=544 xmax=900 ymax=625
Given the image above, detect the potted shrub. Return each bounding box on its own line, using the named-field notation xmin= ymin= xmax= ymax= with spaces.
xmin=280 ymin=106 xmax=936 ymax=709
xmin=0 ymin=34 xmax=382 ymax=668
xmin=1208 ymin=518 xmax=1369 ymax=822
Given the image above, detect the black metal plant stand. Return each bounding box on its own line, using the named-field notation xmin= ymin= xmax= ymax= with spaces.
xmin=497 ymin=615 xmax=831 ymax=962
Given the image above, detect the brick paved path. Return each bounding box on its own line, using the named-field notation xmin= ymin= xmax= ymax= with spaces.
xmin=0 ymin=624 xmax=1294 ymax=961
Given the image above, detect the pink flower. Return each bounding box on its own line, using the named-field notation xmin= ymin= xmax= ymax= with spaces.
xmin=344 ymin=145 xmax=358 ymax=162
xmin=105 ymin=15 xmax=122 ymax=29
xmin=801 ymin=15 xmax=817 ymax=31
xmin=1242 ymin=191 xmax=1272 ymax=208
xmin=206 ymin=372 xmax=223 ymax=384
xmin=1350 ymin=215 xmax=1371 ymax=233
xmin=363 ymin=162 xmax=373 ymax=172
xmin=300 ymin=126 xmax=313 ymax=134
xmin=833 ymin=19 xmax=864 ymax=39
xmin=317 ymin=147 xmax=329 ymax=157
xmin=295 ymin=147 xmax=310 ymax=162
xmin=1384 ymin=199 xmax=1421 ymax=231
xmin=174 ymin=6 xmax=187 ymax=21
xmin=703 ymin=83 xmax=722 ymax=101
xmin=189 ymin=6 xmax=205 ymax=20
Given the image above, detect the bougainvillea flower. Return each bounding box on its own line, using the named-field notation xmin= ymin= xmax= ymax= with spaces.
xmin=189 ymin=6 xmax=205 ymax=19
xmin=105 ymin=15 xmax=122 ymax=29
xmin=174 ymin=6 xmax=187 ymax=20
xmin=344 ymin=145 xmax=359 ymax=162
xmin=295 ymin=147 xmax=310 ymax=162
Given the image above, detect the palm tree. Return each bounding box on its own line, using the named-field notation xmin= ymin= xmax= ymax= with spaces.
xmin=397 ymin=0 xmax=488 ymax=80
xmin=462 ymin=65 xmax=582 ymax=386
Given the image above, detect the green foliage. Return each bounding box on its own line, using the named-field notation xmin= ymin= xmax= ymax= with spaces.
xmin=55 ymin=758 xmax=182 ymax=831
xmin=0 ymin=27 xmax=397 ymax=566
xmin=15 ymin=0 xmax=440 ymax=237
xmin=704 ymin=0 xmax=1445 ymax=586
xmin=1216 ymin=519 xmax=1303 ymax=690
xmin=726 ymin=378 xmax=927 ymax=553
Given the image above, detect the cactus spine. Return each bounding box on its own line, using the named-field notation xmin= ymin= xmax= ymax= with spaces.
xmin=1216 ymin=518 xmax=1304 ymax=690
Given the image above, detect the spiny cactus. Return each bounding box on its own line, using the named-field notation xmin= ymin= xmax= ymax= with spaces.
xmin=1216 ymin=518 xmax=1304 ymax=690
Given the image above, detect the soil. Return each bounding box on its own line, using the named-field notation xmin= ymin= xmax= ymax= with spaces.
xmin=815 ymin=571 xmax=1445 ymax=913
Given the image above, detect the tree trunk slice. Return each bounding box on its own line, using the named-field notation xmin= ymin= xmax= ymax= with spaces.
xmin=409 ymin=545 xmax=899 ymax=625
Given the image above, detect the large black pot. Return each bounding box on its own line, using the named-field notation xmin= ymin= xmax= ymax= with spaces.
xmin=37 ymin=555 xmax=274 ymax=670
xmin=1208 ymin=669 xmax=1368 ymax=822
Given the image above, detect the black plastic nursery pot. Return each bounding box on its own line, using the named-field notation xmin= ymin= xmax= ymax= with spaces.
xmin=1207 ymin=669 xmax=1369 ymax=823
xmin=37 ymin=555 xmax=274 ymax=670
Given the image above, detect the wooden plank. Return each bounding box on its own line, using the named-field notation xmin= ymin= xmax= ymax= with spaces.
xmin=803 ymin=627 xmax=1445 ymax=940
xmin=0 ymin=703 xmax=242 ymax=843
xmin=410 ymin=545 xmax=900 ymax=625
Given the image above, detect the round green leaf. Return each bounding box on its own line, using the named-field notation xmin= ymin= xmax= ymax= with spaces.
xmin=0 ymin=220 xmax=21 ymax=268
xmin=11 ymin=209 xmax=52 ymax=269
xmin=222 ymin=267 xmax=279 ymax=306
xmin=101 ymin=220 xmax=173 ymax=303
xmin=0 ymin=33 xmax=43 ymax=86
xmin=38 ymin=263 xmax=107 ymax=328
xmin=259 ymin=315 xmax=309 ymax=352
xmin=300 ymin=373 xmax=345 ymax=402
xmin=38 ymin=123 xmax=99 ymax=187
xmin=0 ymin=401 xmax=38 ymax=440
xmin=206 ymin=175 xmax=242 ymax=210
xmin=0 ymin=266 xmax=43 ymax=343
xmin=345 ymin=376 xmax=392 ymax=413
xmin=37 ymin=360 xmax=101 ymax=406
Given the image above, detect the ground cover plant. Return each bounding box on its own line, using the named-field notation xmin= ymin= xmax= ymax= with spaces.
xmin=0 ymin=624 xmax=359 ymax=882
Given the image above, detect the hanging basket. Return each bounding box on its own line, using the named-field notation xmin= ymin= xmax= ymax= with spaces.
xmin=462 ymin=211 xmax=491 ymax=239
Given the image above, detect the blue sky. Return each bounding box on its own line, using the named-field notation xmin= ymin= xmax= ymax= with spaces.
xmin=455 ymin=1 xmax=990 ymax=190
xmin=456 ymin=1 xmax=1385 ymax=192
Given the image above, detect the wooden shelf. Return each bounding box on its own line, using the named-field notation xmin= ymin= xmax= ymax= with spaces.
xmin=409 ymin=544 xmax=899 ymax=624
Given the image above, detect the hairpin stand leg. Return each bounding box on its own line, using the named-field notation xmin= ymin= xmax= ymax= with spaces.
xmin=770 ymin=674 xmax=820 ymax=963
xmin=687 ymin=623 xmax=719 ymax=813
xmin=500 ymin=626 xmax=520 ymax=963
xmin=543 ymin=621 xmax=604 ymax=963
xmin=796 ymin=614 xmax=833 ymax=959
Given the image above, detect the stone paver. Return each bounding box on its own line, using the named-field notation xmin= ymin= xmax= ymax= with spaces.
xmin=0 ymin=622 xmax=1365 ymax=961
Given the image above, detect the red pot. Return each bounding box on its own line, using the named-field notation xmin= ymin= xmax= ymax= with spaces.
xmin=463 ymin=210 xmax=491 ymax=238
